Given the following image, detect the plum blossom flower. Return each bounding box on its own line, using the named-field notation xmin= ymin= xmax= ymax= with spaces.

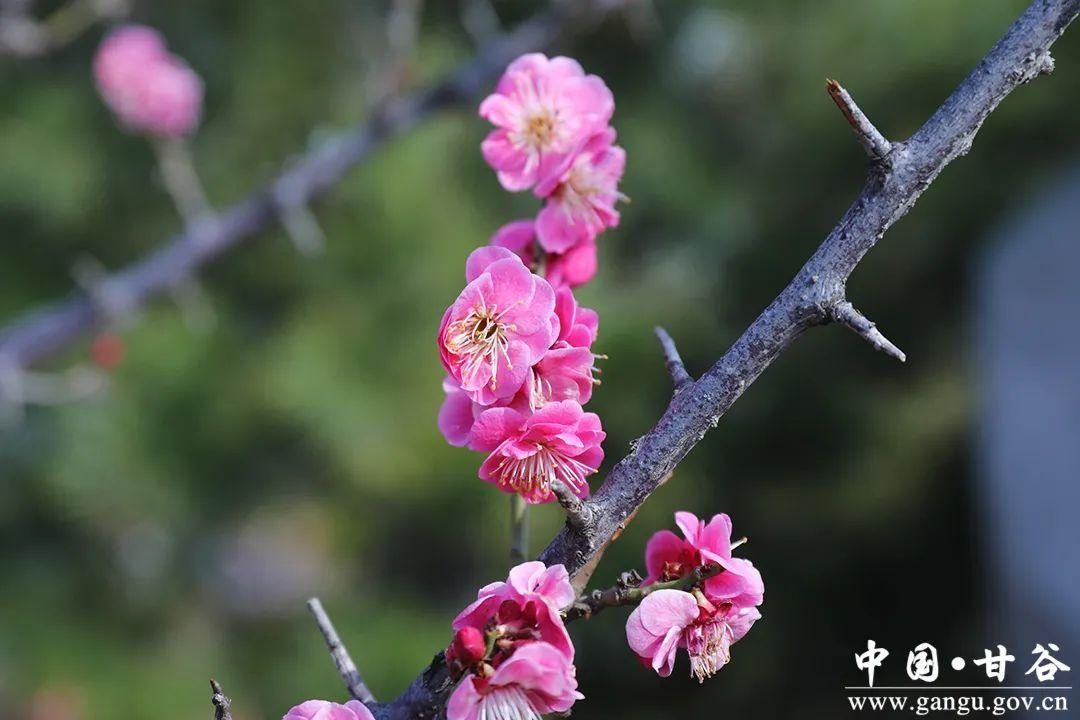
xmin=439 ymin=247 xmax=558 ymax=406
xmin=453 ymin=561 xmax=576 ymax=659
xmin=470 ymin=400 xmax=604 ymax=504
xmin=644 ymin=511 xmax=764 ymax=606
xmin=524 ymin=287 xmax=599 ymax=409
xmin=490 ymin=219 xmax=599 ymax=289
xmin=626 ymin=588 xmax=761 ymax=682
xmin=535 ymin=128 xmax=626 ymax=253
xmin=93 ymin=25 xmax=203 ymax=138
xmin=447 ymin=641 xmax=583 ymax=720
xmin=283 ymin=699 xmax=375 ymax=720
xmin=545 ymin=238 xmax=598 ymax=288
xmin=626 ymin=511 xmax=764 ymax=681
xmin=480 ymin=53 xmax=614 ymax=193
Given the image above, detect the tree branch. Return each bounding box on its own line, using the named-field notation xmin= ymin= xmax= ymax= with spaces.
xmin=307 ymin=598 xmax=376 ymax=705
xmin=210 ymin=679 xmax=232 ymax=720
xmin=0 ymin=1 xmax=619 ymax=379
xmin=378 ymin=1 xmax=1080 ymax=717
xmin=654 ymin=326 xmax=693 ymax=389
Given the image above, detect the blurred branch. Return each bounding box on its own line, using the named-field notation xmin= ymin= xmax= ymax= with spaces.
xmin=307 ymin=598 xmax=377 ymax=705
xmin=0 ymin=0 xmax=128 ymax=58
xmin=378 ymin=1 xmax=1080 ymax=717
xmin=0 ymin=1 xmax=618 ymax=381
xmin=210 ymin=679 xmax=232 ymax=720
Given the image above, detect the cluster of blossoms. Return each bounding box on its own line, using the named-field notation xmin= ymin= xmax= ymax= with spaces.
xmin=276 ymin=55 xmax=761 ymax=720
xmin=280 ymin=513 xmax=763 ymax=720
xmin=627 ymin=512 xmax=764 ymax=681
xmin=437 ymin=53 xmax=625 ymax=503
xmin=445 ymin=561 xmax=583 ymax=720
xmin=93 ymin=24 xmax=203 ymax=138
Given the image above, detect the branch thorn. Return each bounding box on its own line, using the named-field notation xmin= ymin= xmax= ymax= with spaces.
xmin=826 ymin=78 xmax=892 ymax=160
xmin=832 ymin=301 xmax=906 ymax=362
xmin=654 ymin=326 xmax=693 ymax=389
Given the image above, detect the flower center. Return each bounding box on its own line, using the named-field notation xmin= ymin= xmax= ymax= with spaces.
xmin=687 ymin=618 xmax=735 ymax=683
xmin=445 ymin=303 xmax=515 ymax=390
xmin=523 ymin=109 xmax=556 ymax=149
xmin=495 ymin=444 xmax=591 ymax=502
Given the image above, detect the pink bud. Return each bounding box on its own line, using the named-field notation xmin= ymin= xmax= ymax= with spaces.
xmin=451 ymin=626 xmax=487 ymax=667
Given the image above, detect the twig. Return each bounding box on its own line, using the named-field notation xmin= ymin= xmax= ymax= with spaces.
xmin=826 ymin=78 xmax=892 ymax=160
xmin=0 ymin=1 xmax=619 ymax=376
xmin=0 ymin=0 xmax=127 ymax=58
xmin=654 ymin=326 xmax=693 ymax=388
xmin=509 ymin=495 xmax=528 ymax=564
xmin=210 ymin=679 xmax=232 ymax=720
xmin=564 ymin=564 xmax=723 ymax=622
xmin=831 ymin=301 xmax=906 ymax=362
xmin=378 ymin=2 xmax=1080 ymax=717
xmin=307 ymin=598 xmax=376 ymax=705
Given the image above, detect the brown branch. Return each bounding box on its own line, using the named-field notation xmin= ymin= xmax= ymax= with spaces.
xmin=378 ymin=1 xmax=1080 ymax=717
xmin=654 ymin=326 xmax=693 ymax=389
xmin=210 ymin=679 xmax=232 ymax=720
xmin=0 ymin=1 xmax=620 ymax=380
xmin=826 ymin=78 xmax=892 ymax=159
xmin=307 ymin=598 xmax=376 ymax=705
xmin=564 ymin=564 xmax=725 ymax=622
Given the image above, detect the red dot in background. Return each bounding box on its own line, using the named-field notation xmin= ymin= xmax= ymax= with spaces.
xmin=90 ymin=332 xmax=125 ymax=371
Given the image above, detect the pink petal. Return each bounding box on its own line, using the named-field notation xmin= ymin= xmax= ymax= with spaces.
xmin=644 ymin=530 xmax=687 ymax=583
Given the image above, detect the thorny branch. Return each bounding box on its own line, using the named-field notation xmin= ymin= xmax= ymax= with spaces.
xmin=376 ymin=1 xmax=1080 ymax=718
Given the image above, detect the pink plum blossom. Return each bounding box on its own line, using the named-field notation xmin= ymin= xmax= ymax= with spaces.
xmin=627 ymin=511 xmax=764 ymax=681
xmin=625 ymin=588 xmax=761 ymax=682
xmin=490 ymin=219 xmax=537 ymax=266
xmin=283 ymin=699 xmax=375 ymax=720
xmin=480 ymin=53 xmax=614 ymax=193
xmin=453 ymin=561 xmax=576 ymax=660
xmin=524 ymin=287 xmax=599 ymax=409
xmin=93 ymin=25 xmax=203 ymax=138
xmin=439 ymin=247 xmax=558 ymax=406
xmin=470 ymin=400 xmax=604 ymax=504
xmin=545 ymin=238 xmax=598 ymax=288
xmin=644 ymin=511 xmax=764 ymax=606
xmin=447 ymin=641 xmax=583 ymax=720
xmin=535 ymin=128 xmax=626 ymax=253
xmin=490 ymin=219 xmax=599 ymax=289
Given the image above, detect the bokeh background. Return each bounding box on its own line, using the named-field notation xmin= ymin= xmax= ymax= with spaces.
xmin=2 ymin=1 xmax=1079 ymax=718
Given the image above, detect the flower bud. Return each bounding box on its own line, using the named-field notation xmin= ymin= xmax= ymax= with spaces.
xmin=450 ymin=626 xmax=487 ymax=668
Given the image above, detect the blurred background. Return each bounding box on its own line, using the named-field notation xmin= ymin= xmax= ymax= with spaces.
xmin=2 ymin=1 xmax=1079 ymax=718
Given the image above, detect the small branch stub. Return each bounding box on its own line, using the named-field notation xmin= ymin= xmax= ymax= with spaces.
xmin=210 ymin=679 xmax=232 ymax=720
xmin=832 ymin=301 xmax=906 ymax=362
xmin=307 ymin=598 xmax=377 ymax=704
xmin=551 ymin=480 xmax=593 ymax=529
xmin=826 ymin=79 xmax=892 ymax=160
xmin=654 ymin=326 xmax=693 ymax=389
